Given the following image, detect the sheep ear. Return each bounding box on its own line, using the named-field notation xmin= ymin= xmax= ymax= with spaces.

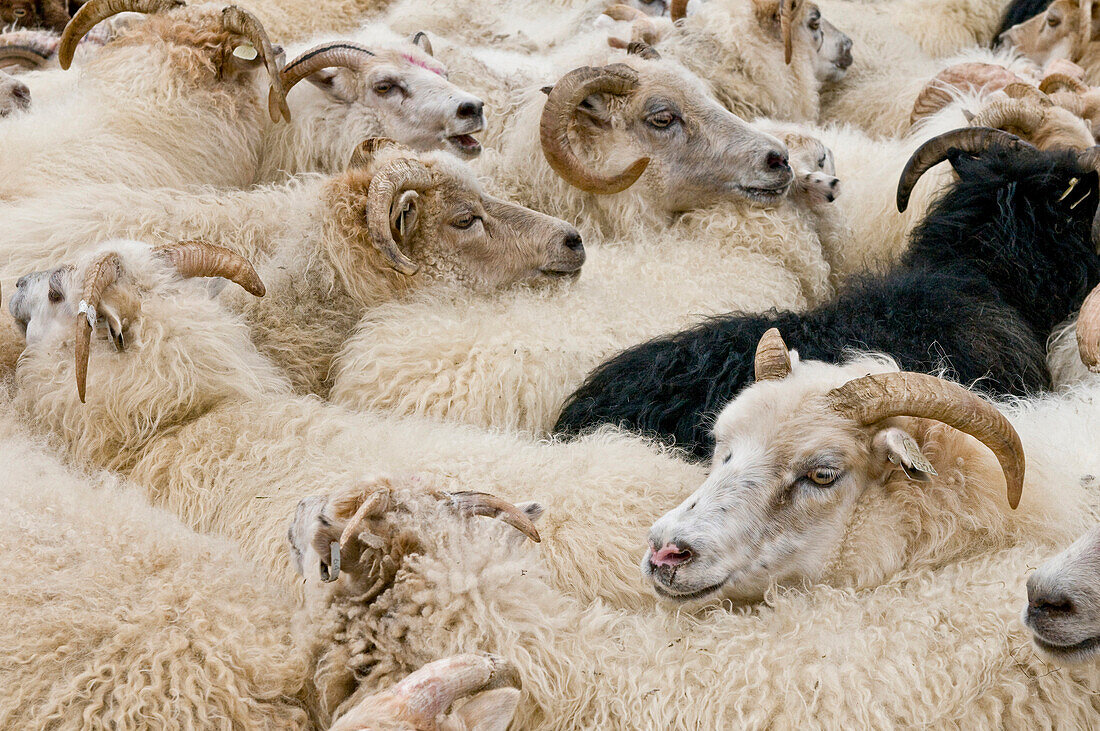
xmin=451 ymin=688 xmax=521 ymax=731
xmin=390 ymin=190 xmax=420 ymax=245
xmin=749 ymin=0 xmax=782 ymax=38
xmin=411 ymin=31 xmax=434 ymax=56
xmin=308 ymin=68 xmax=358 ymax=104
xmin=540 ymin=85 xmax=554 ymax=96
xmin=872 ymin=427 xmax=937 ymax=482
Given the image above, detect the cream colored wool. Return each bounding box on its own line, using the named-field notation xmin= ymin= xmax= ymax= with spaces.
xmin=0 ymin=406 xmax=312 ymax=729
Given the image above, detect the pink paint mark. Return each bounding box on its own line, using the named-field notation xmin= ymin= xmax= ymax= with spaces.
xmin=402 ymin=53 xmax=446 ymax=77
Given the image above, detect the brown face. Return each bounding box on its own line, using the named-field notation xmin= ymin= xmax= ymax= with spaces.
xmin=999 ymin=0 xmax=1094 ymax=66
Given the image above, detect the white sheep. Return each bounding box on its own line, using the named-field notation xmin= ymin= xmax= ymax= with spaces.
xmin=0 ymin=68 xmax=29 ymax=115
xmin=1023 ymin=522 xmax=1100 ymax=666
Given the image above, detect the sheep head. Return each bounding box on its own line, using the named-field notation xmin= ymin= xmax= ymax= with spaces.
xmin=58 ymin=0 xmax=289 ymax=122
xmin=10 ymin=239 xmax=264 ymax=403
xmin=765 ymin=124 xmax=840 ymax=205
xmin=0 ymin=0 xmax=70 ymax=33
xmin=1023 ymin=524 xmax=1100 ymax=665
xmin=539 ymin=59 xmax=793 ymax=210
xmin=999 ymin=0 xmax=1100 ymax=68
xmin=328 ymin=654 xmax=521 ymax=731
xmin=327 ymin=139 xmax=585 ymax=294
xmin=0 ymin=70 xmax=29 ymax=116
xmin=642 ymin=329 xmax=1026 ymax=606
xmin=278 ymin=37 xmax=486 ymax=160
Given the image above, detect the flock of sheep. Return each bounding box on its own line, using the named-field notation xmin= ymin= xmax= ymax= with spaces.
xmin=4 ymin=0 xmax=1100 ymax=727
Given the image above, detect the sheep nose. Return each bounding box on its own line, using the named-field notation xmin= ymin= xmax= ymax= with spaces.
xmin=765 ymin=150 xmax=790 ymax=172
xmin=650 ymin=542 xmax=693 ymax=568
xmin=838 ymin=38 xmax=853 ymax=69
xmin=1027 ymin=581 xmax=1076 ymax=620
xmin=562 ymin=228 xmax=584 ymax=253
xmin=15 ymin=275 xmax=27 ymax=289
xmin=457 ymin=100 xmax=484 ymax=119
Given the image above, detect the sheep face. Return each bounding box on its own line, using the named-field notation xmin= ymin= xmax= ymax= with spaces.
xmin=297 ymin=44 xmax=486 ymax=159
xmin=0 ymin=70 xmax=29 ymax=117
xmin=803 ymin=4 xmax=852 ymax=83
xmin=772 ymin=127 xmax=839 ymax=205
xmin=1023 ymin=524 xmax=1100 ymax=664
xmin=998 ymin=0 xmax=1094 ymax=66
xmin=543 ymin=59 xmax=793 ymax=210
xmin=643 ymin=353 xmax=1019 ymax=606
xmin=10 ymin=266 xmax=80 ymax=346
xmin=0 ymin=0 xmax=69 ymax=33
xmin=330 ymin=149 xmax=585 ymax=293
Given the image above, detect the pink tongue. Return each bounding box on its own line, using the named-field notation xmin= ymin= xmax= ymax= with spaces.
xmin=651 ymin=545 xmax=689 ymax=567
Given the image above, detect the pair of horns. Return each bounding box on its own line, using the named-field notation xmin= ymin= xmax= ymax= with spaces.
xmin=58 ymin=0 xmax=288 ymax=123
xmin=753 ymin=329 xmax=1025 ymax=509
xmin=895 ymin=127 xmax=1037 ymax=212
xmin=330 ymin=654 xmax=520 ymax=731
xmin=74 ymin=241 xmax=264 ymax=403
xmin=539 ymin=64 xmax=650 ymax=194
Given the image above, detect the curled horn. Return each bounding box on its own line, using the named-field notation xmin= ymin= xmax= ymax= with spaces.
xmin=908 ymin=63 xmax=1023 ymax=126
xmin=539 ymin=64 xmax=650 ymax=194
xmin=969 ymin=98 xmax=1045 ymax=136
xmin=625 ymin=41 xmax=661 ymax=59
xmin=778 ymin=0 xmax=802 ymax=65
xmin=366 ymin=157 xmax=433 ymax=275
xmin=670 ymin=0 xmax=689 ymax=22
xmin=74 ymin=252 xmax=122 ymax=403
xmin=279 ymin=42 xmax=376 ymax=98
xmin=1040 ymin=73 xmax=1089 ymax=95
xmin=220 ymin=5 xmax=288 ymax=124
xmin=59 ymin=0 xmax=185 ymax=70
xmin=438 ymin=490 xmax=542 ymax=543
xmin=827 ymin=372 xmax=1025 ymax=509
xmin=1077 ymin=284 xmax=1100 ymax=373
xmin=896 ymin=127 xmax=1035 ymax=212
xmin=153 ymin=240 xmax=265 ymax=296
xmin=754 ymin=328 xmax=792 ymax=382
xmin=0 ymin=46 xmax=50 ymax=72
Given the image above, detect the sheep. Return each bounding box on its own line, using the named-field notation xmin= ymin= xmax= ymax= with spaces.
xmin=9 ymin=238 xmax=713 ymax=612
xmin=554 ymin=130 xmax=1100 ymax=458
xmin=997 ymin=0 xmax=1100 ymax=83
xmin=0 ymin=406 xmax=315 ymax=728
xmin=0 ymin=0 xmax=289 ymax=197
xmin=1023 ymin=522 xmax=1100 ymax=665
xmin=0 ymin=141 xmax=584 ymax=395
xmin=0 ymin=68 xmax=29 ymax=115
xmin=293 ymin=476 xmax=1100 ymax=728
xmin=996 ymin=0 xmax=1054 ymax=39
xmin=0 ymin=0 xmax=70 ymax=32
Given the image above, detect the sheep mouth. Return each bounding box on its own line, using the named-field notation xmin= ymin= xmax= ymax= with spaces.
xmin=446 ymin=134 xmax=482 ymax=158
xmin=735 ymin=182 xmax=790 ymax=204
xmin=538 ymin=267 xmax=582 ymax=280
xmin=651 ymin=577 xmax=727 ymax=602
xmin=1029 ymin=630 xmax=1100 ymax=660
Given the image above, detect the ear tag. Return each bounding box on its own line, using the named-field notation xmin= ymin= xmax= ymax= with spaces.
xmin=1060 ymin=177 xmax=1080 ymax=202
xmin=1071 ymin=190 xmax=1092 ymax=209
xmin=232 ymin=43 xmax=258 ymax=61
xmin=398 ymin=209 xmax=407 ymax=240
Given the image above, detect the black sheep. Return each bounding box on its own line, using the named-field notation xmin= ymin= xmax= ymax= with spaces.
xmin=554 ymin=128 xmax=1100 ymax=459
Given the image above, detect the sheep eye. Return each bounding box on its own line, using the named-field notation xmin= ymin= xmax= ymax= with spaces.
xmin=373 ymin=81 xmax=394 ymax=95
xmin=452 ymin=214 xmax=480 ymax=230
xmin=806 ymin=467 xmax=840 ymax=486
xmin=47 ymin=288 xmax=63 ymax=304
xmin=647 ymin=111 xmax=677 ymax=129
xmin=1048 ymin=15 xmax=1060 ymax=27
xmin=807 ymin=15 xmax=820 ymax=30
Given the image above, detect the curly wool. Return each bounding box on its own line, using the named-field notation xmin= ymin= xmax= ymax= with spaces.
xmin=0 ymin=407 xmax=312 ymax=730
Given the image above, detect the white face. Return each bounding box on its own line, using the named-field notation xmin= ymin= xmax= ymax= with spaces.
xmin=0 ymin=70 xmax=29 ymax=117
xmin=1023 ymin=524 xmax=1100 ymax=664
xmin=805 ymin=5 xmax=853 ymax=83
xmin=10 ymin=267 xmax=75 ymax=346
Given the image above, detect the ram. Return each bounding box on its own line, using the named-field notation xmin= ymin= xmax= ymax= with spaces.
xmin=555 ymin=130 xmax=1100 ymax=457
xmin=291 ymin=464 xmax=1100 ymax=728
xmin=1 ymin=141 xmax=583 ymax=395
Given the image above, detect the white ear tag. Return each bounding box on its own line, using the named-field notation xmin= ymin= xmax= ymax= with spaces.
xmin=887 ymin=432 xmax=937 ymax=482
xmin=232 ymin=44 xmax=258 ymax=61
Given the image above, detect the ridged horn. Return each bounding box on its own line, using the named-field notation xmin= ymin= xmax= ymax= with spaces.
xmin=59 ymin=0 xmax=184 ymax=70
xmin=440 ymin=491 xmax=542 ymax=543
xmin=220 ymin=5 xmax=288 ymax=123
xmin=153 ymin=240 xmax=265 ymax=296
xmin=0 ymin=45 xmax=50 ymax=72
xmin=908 ymin=63 xmax=1022 ymax=126
xmin=279 ymin=42 xmax=376 ymax=98
xmin=670 ymin=0 xmax=689 ymax=22
xmin=969 ymin=98 xmax=1045 ymax=136
xmin=1076 ymin=145 xmax=1100 ymax=171
xmin=896 ymin=127 xmax=1034 ymax=212
xmin=827 ymin=372 xmax=1025 ymax=509
xmin=366 ymin=157 xmax=433 ymax=275
xmin=347 ymin=137 xmax=410 ymax=170
xmin=539 ymin=64 xmax=649 ymax=194
xmin=74 ymin=251 xmax=122 ymax=404
xmin=1077 ymin=284 xmax=1100 ymax=373
xmin=1001 ymin=82 xmax=1048 ymax=105
xmin=778 ymin=0 xmax=802 ymax=65
xmin=754 ymin=328 xmax=792 ymax=382
xmin=1040 ymin=73 xmax=1088 ymax=95
xmin=626 ymin=40 xmax=660 ymax=59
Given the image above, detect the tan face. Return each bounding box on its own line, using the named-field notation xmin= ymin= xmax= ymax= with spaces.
xmin=999 ymin=0 xmax=1095 ymax=66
